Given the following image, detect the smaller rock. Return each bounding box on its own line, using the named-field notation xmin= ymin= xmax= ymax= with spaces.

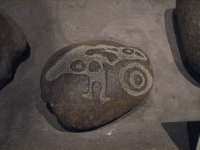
xmin=0 ymin=9 xmax=29 ymax=89
xmin=41 ymin=41 xmax=154 ymax=131
xmin=176 ymin=0 xmax=200 ymax=75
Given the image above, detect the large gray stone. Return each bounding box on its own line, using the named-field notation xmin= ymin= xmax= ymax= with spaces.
xmin=41 ymin=41 xmax=153 ymax=131
xmin=176 ymin=0 xmax=200 ymax=75
xmin=0 ymin=10 xmax=28 ymax=89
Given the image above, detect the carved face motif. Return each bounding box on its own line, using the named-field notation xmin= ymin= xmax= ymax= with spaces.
xmin=45 ymin=43 xmax=153 ymax=104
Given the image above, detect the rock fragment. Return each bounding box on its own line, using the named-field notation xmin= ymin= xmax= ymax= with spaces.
xmin=0 ymin=10 xmax=29 ymax=89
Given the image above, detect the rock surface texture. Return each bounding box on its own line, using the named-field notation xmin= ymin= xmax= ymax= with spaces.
xmin=176 ymin=0 xmax=200 ymax=75
xmin=0 ymin=10 xmax=27 ymax=89
xmin=41 ymin=41 xmax=153 ymax=130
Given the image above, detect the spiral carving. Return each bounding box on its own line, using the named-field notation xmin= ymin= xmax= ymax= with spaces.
xmin=119 ymin=62 xmax=153 ymax=96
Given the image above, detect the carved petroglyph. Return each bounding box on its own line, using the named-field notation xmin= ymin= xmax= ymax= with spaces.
xmin=46 ymin=44 xmax=151 ymax=103
xmin=119 ymin=62 xmax=153 ymax=96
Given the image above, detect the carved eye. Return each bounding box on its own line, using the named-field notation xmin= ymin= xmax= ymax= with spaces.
xmin=119 ymin=62 xmax=153 ymax=96
xmin=70 ymin=60 xmax=86 ymax=72
xmin=135 ymin=51 xmax=144 ymax=57
xmin=89 ymin=61 xmax=101 ymax=72
xmin=122 ymin=48 xmax=135 ymax=55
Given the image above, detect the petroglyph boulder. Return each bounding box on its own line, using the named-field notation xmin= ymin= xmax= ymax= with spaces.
xmin=176 ymin=0 xmax=200 ymax=75
xmin=40 ymin=41 xmax=153 ymax=130
xmin=0 ymin=10 xmax=28 ymax=89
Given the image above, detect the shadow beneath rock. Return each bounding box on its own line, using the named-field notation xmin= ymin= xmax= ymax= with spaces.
xmin=164 ymin=9 xmax=200 ymax=86
xmin=161 ymin=121 xmax=200 ymax=150
xmin=187 ymin=122 xmax=200 ymax=150
xmin=0 ymin=42 xmax=30 ymax=90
